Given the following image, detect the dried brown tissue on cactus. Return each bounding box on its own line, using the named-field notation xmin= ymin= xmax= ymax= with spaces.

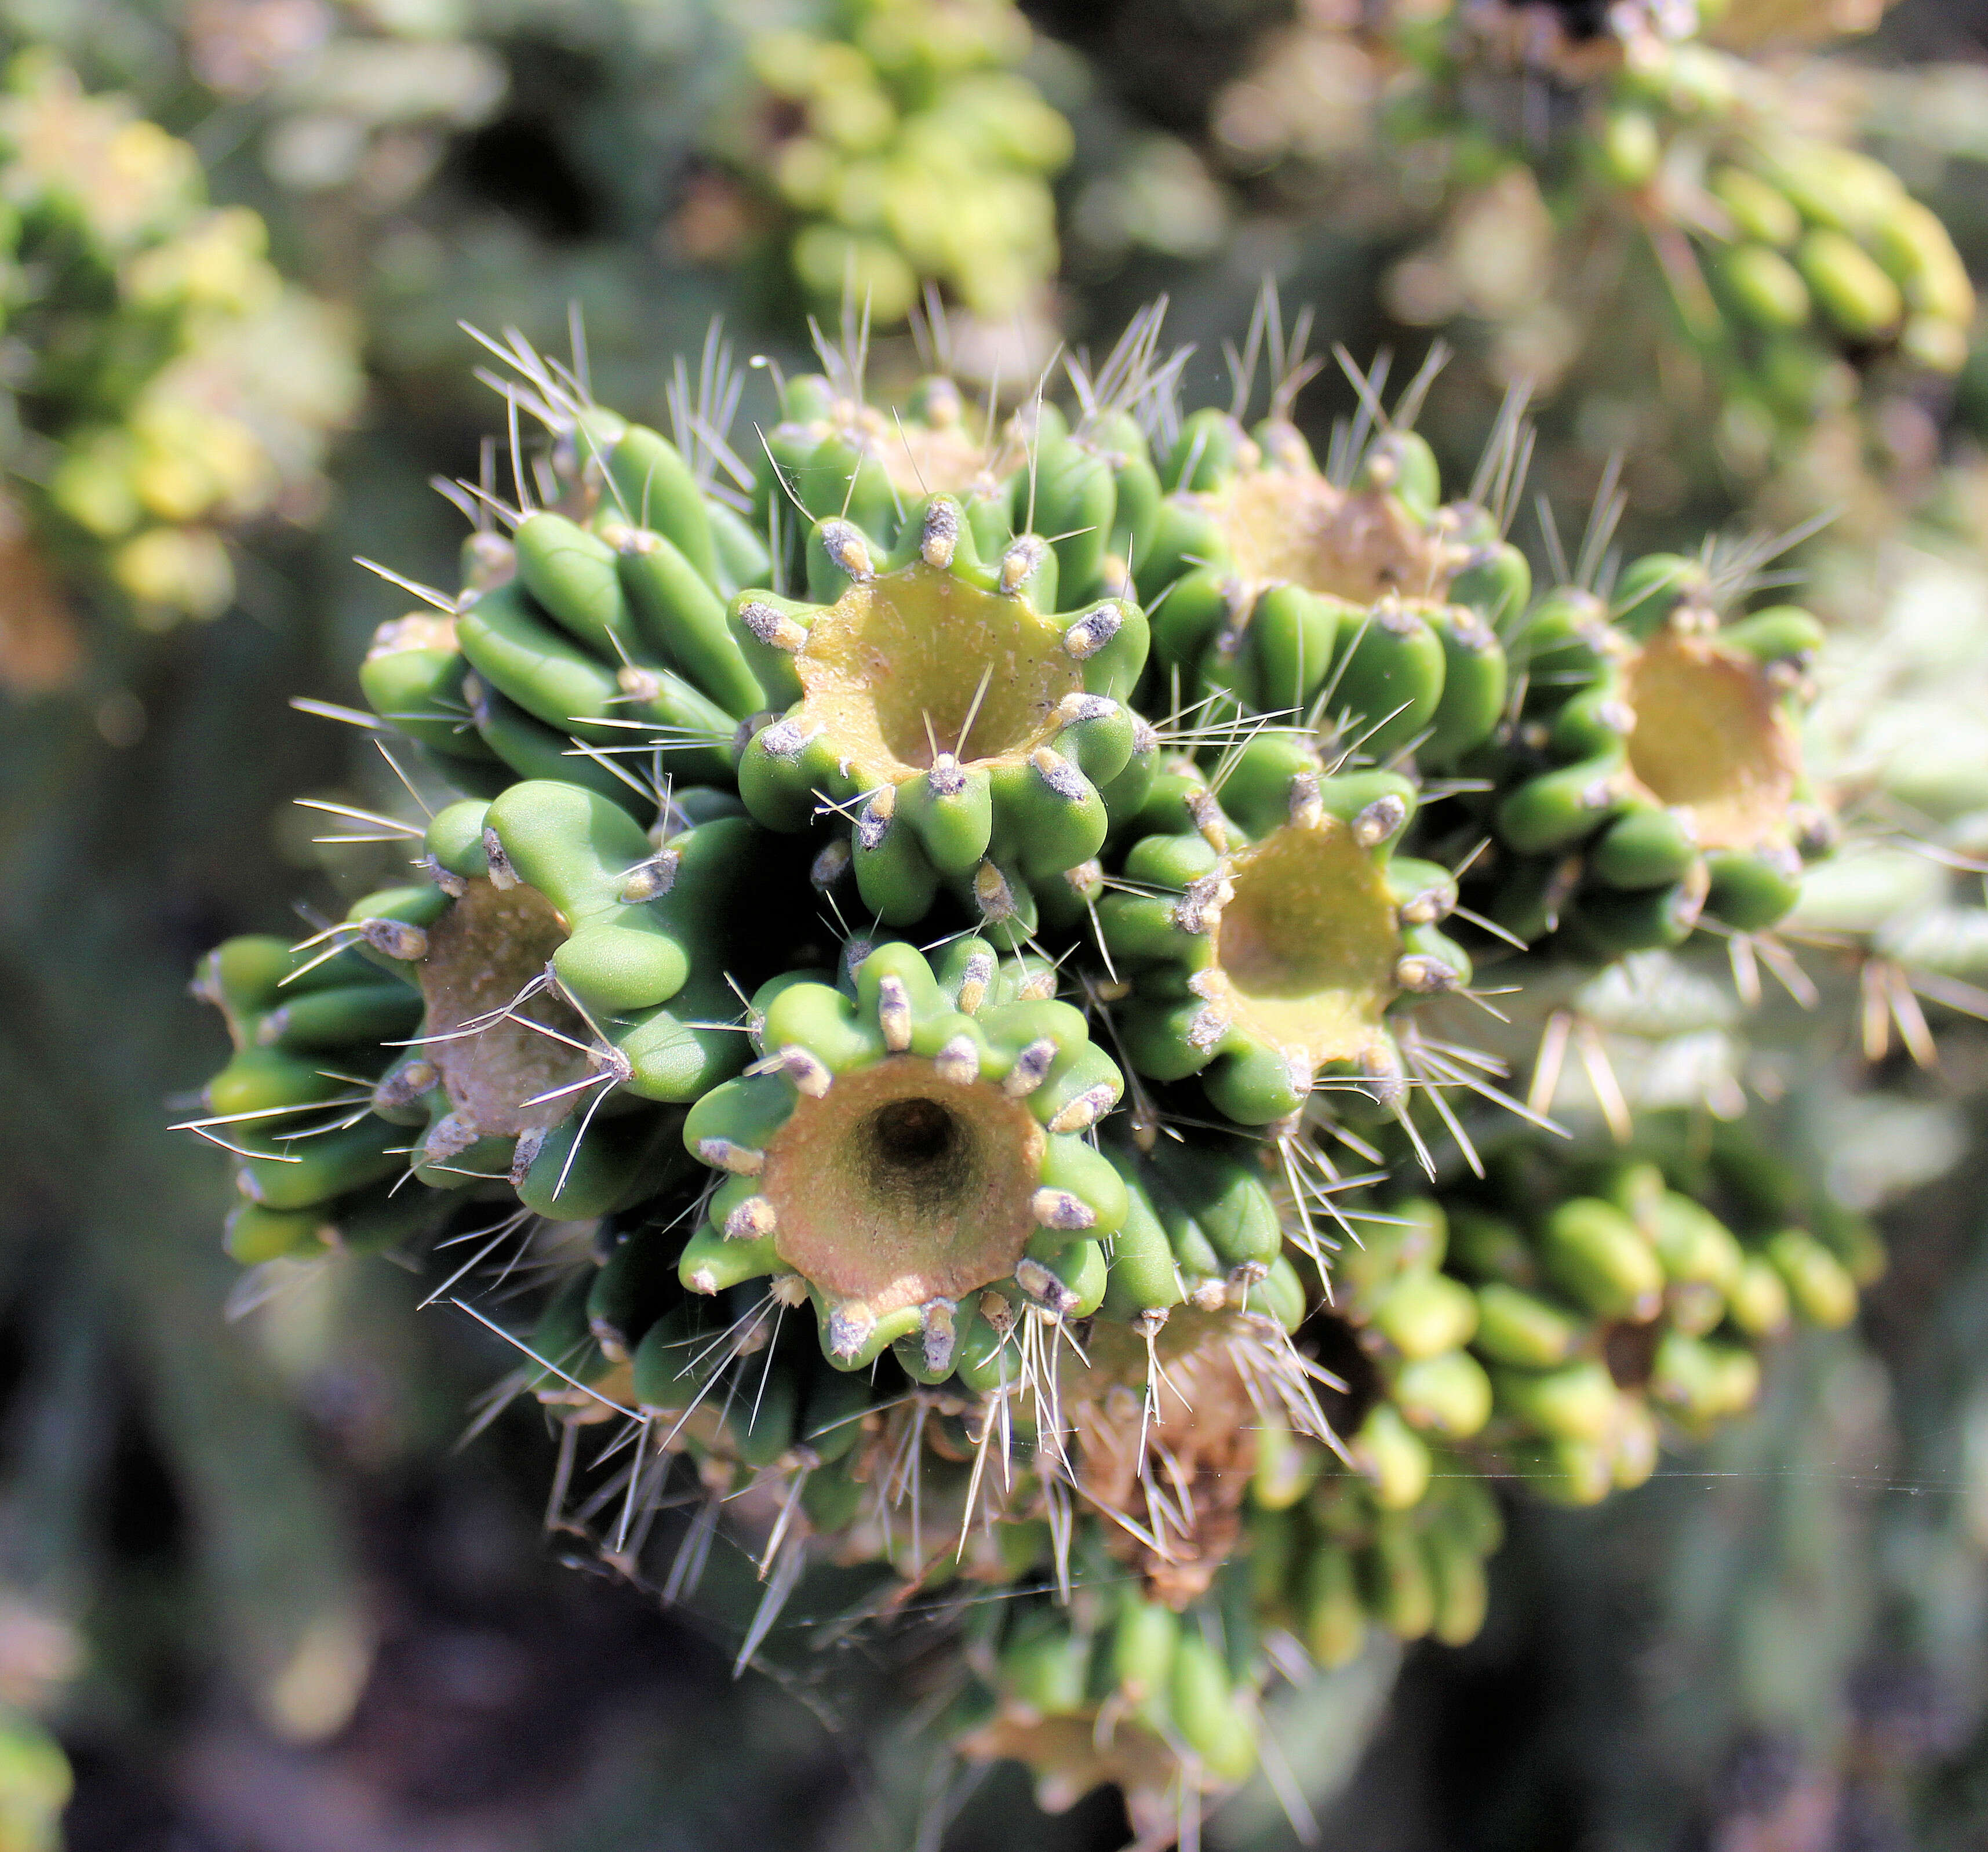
xmin=1064 ymin=1309 xmax=1283 ymax=1607
xmin=410 ymin=879 xmax=590 ymax=1149
xmin=800 ymin=567 xmax=1080 ymax=773
xmin=755 ymin=1057 xmax=1047 ymax=1320
xmin=1202 ymin=822 xmax=1403 ymax=1064
xmin=1619 ymin=625 xmax=1800 ymax=852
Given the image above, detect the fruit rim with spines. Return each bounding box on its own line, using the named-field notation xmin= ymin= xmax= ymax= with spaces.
xmin=1100 ymin=734 xmax=1469 ymax=1124
xmin=1192 ymin=428 xmax=1460 ymax=606
xmin=733 ymin=494 xmax=1149 ymax=939
xmin=679 ymin=938 xmax=1128 ymax=1370
xmin=351 ymin=781 xmax=764 ymax=1152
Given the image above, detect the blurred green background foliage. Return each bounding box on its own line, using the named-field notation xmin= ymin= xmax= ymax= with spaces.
xmin=2 ymin=2 xmax=1988 ymax=1848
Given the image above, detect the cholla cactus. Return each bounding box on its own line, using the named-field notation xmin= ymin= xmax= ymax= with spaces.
xmin=178 ymin=293 xmax=1929 ymax=1847
xmin=0 ymin=52 xmax=358 ymax=676
xmin=716 ymin=0 xmax=1071 ymax=328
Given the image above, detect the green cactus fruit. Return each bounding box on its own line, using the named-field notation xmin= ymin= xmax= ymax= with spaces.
xmin=412 ymin=781 xmax=764 ymax=1117
xmin=192 ymin=780 xmax=770 ymax=1246
xmin=734 ymin=0 xmax=1071 ymax=326
xmin=1488 ymin=563 xmax=1830 ymax=950
xmin=680 ymin=938 xmax=1125 ymax=1367
xmin=1101 ymin=732 xmax=1465 ymax=1123
xmin=1386 ymin=1123 xmax=1881 ymax=1511
xmin=1261 ymin=1463 xmax=1503 ymax=1672
xmin=1134 ymin=406 xmax=1518 ymax=770
xmin=733 ymin=494 xmax=1149 ymax=944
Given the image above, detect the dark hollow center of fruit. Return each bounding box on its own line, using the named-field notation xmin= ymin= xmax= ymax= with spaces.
xmin=860 ymin=1096 xmax=970 ymax=1209
xmin=764 ymin=1058 xmax=1045 ymax=1313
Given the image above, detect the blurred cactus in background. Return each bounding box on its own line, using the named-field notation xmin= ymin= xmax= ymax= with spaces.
xmin=706 ymin=0 xmax=1071 ymax=343
xmin=0 ymin=50 xmax=358 ymax=682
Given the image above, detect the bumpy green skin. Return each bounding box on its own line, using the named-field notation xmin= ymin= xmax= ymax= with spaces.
xmin=1471 ymin=555 xmax=1832 ymax=956
xmin=526 ymin=1233 xmax=897 ymax=1467
xmin=749 ymin=372 xmax=1015 ymax=587
xmin=1128 ymin=413 xmax=1522 ymax=772
xmin=192 ymin=771 xmax=771 ymax=1264
xmin=754 ymin=383 xmax=1163 ymax=613
xmin=361 ymin=412 xmax=769 ymax=801
xmin=1005 ymin=409 xmax=1165 ymax=613
xmin=1250 ymin=1453 xmax=1505 ymax=1667
xmin=1092 ymin=1142 xmax=1305 ymax=1334
xmin=957 ymin=1578 xmax=1262 ymax=1815
xmin=191 ymin=935 xmax=460 ymax=1264
xmin=733 ymin=490 xmax=1151 ymax=947
xmin=1324 ymin=1197 xmax=1494 ymax=1508
xmin=1099 ymin=729 xmax=1468 ymax=1125
xmin=681 ymin=938 xmax=1127 ymax=1369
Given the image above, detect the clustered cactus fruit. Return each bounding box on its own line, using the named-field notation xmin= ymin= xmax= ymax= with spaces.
xmin=713 ymin=0 xmax=1071 ymax=326
xmin=184 ymin=293 xmax=1913 ymax=1845
xmin=0 ymin=51 xmax=358 ymax=679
